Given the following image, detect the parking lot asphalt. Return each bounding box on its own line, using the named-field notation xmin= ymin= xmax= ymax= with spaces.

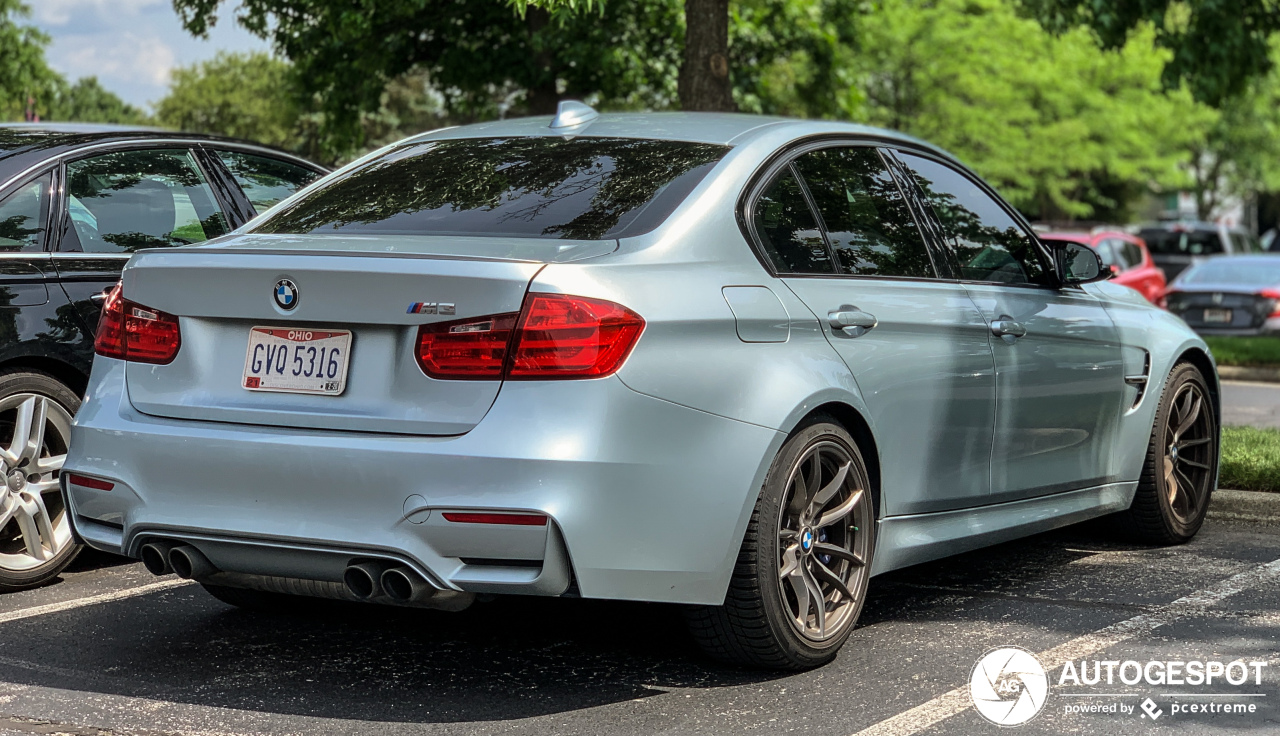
xmin=1222 ymin=380 xmax=1280 ymax=429
xmin=0 ymin=508 xmax=1275 ymax=736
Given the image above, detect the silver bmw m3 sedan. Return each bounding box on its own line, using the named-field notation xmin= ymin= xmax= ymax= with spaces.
xmin=62 ymin=104 xmax=1220 ymax=669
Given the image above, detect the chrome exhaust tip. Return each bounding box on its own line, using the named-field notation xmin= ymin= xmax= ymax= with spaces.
xmin=168 ymin=545 xmax=217 ymax=580
xmin=139 ymin=541 xmax=175 ymax=576
xmin=381 ymin=566 xmax=432 ymax=603
xmin=343 ymin=561 xmax=388 ymax=600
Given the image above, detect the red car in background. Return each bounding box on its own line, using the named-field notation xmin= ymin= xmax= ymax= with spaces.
xmin=1040 ymin=231 xmax=1167 ymax=303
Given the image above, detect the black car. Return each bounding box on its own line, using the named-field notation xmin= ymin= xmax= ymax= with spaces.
xmin=0 ymin=124 xmax=325 ymax=590
xmin=1137 ymin=221 xmax=1263 ymax=282
xmin=1163 ymin=255 xmax=1280 ymax=336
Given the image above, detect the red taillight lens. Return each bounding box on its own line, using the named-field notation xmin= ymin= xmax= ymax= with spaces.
xmin=414 ymin=293 xmax=644 ymax=381
xmin=93 ymin=284 xmax=182 ymax=364
xmin=416 ymin=314 xmax=517 ymax=379
xmin=441 ymin=512 xmax=547 ymax=526
xmin=1261 ymin=288 xmax=1280 ymax=317
xmin=509 ymin=294 xmax=645 ymax=379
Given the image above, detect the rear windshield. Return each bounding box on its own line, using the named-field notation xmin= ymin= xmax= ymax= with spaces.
xmin=254 ymin=137 xmax=728 ymax=241
xmin=1179 ymin=259 xmax=1280 ymax=286
xmin=1139 ymin=229 xmax=1222 ymax=256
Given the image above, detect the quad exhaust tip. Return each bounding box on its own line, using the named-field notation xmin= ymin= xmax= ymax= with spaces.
xmin=381 ymin=566 xmax=432 ymax=603
xmin=139 ymin=541 xmax=175 ymax=576
xmin=343 ymin=561 xmax=389 ymax=600
xmin=168 ymin=545 xmax=217 ymax=580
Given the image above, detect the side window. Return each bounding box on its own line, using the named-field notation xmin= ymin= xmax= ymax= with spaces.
xmin=216 ymin=150 xmax=322 ymax=215
xmin=751 ymin=167 xmax=835 ymax=274
xmin=896 ymin=152 xmax=1051 ymax=285
xmin=1121 ymin=241 xmax=1144 ymax=268
xmin=1094 ymin=240 xmax=1119 ymax=269
xmin=793 ymin=147 xmax=934 ymax=279
xmin=62 ymin=149 xmax=230 ymax=253
xmin=0 ymin=172 xmax=51 ymax=252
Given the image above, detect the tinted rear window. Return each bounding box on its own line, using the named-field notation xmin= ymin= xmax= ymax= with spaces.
xmin=1139 ymin=229 xmax=1222 ymax=256
xmin=255 ymin=137 xmax=727 ymax=240
xmin=1179 ymin=259 xmax=1280 ymax=286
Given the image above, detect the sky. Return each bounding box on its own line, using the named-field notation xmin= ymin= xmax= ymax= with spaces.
xmin=28 ymin=0 xmax=270 ymax=111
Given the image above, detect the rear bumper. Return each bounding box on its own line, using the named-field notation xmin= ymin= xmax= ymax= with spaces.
xmin=1185 ymin=318 xmax=1280 ymax=337
xmin=65 ymin=358 xmax=783 ymax=605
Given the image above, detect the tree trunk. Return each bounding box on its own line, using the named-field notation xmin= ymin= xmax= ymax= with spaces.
xmin=525 ymin=6 xmax=560 ymax=115
xmin=678 ymin=0 xmax=735 ymax=111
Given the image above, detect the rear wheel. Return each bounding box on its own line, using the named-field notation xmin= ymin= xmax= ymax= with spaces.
xmin=1118 ymin=362 xmax=1217 ymax=544
xmin=686 ymin=418 xmax=874 ymax=669
xmin=0 ymin=371 xmax=81 ymax=591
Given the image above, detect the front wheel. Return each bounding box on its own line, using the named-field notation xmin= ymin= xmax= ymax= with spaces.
xmin=1118 ymin=362 xmax=1218 ymax=544
xmin=686 ymin=418 xmax=874 ymax=669
xmin=0 ymin=371 xmax=82 ymax=591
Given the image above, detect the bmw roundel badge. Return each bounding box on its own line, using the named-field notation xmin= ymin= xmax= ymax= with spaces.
xmin=274 ymin=278 xmax=299 ymax=311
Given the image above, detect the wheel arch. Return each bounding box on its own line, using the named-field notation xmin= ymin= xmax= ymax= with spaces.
xmin=0 ymin=355 xmax=89 ymax=396
xmin=793 ymin=401 xmax=882 ymax=520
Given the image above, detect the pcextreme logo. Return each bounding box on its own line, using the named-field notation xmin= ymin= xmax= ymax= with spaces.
xmin=970 ymin=647 xmax=1051 ymax=726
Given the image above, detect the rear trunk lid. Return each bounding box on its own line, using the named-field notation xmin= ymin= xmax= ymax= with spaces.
xmin=121 ymin=234 xmax=615 ymax=435
xmin=1166 ymin=288 xmax=1273 ymax=330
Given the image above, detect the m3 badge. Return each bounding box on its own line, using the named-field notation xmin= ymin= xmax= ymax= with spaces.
xmin=408 ymin=302 xmax=456 ymax=315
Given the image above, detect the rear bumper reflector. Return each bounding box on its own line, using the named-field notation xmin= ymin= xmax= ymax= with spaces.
xmin=67 ymin=474 xmax=114 ymax=492
xmin=441 ymin=512 xmax=547 ymax=526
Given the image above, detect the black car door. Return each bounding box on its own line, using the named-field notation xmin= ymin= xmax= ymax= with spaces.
xmin=50 ymin=145 xmax=238 ymax=336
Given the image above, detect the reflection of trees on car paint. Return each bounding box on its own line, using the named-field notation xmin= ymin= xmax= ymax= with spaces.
xmin=257 ymin=137 xmax=727 ymax=241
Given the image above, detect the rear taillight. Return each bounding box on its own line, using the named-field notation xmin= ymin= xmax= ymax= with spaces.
xmin=94 ymin=284 xmax=182 ymax=364
xmin=415 ymin=293 xmax=644 ymax=380
xmin=1262 ymin=289 xmax=1280 ymax=318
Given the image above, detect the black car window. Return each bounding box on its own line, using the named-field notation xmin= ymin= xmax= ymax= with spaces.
xmin=1179 ymin=260 xmax=1280 ymax=286
xmin=752 ymin=167 xmax=835 ymax=274
xmin=216 ymin=150 xmax=322 ymax=215
xmin=62 ymin=149 xmax=231 ymax=253
xmin=897 ymin=153 xmax=1051 ymax=285
xmin=254 ymin=137 xmax=727 ymax=241
xmin=793 ymin=147 xmax=933 ymax=279
xmin=1138 ymin=229 xmax=1223 ymax=256
xmin=0 ymin=172 xmax=51 ymax=252
xmin=1121 ymin=241 xmax=1144 ymax=268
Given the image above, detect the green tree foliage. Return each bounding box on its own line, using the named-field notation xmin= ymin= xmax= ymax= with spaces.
xmin=45 ymin=77 xmax=148 ymax=124
xmin=848 ymin=0 xmax=1211 ymax=221
xmin=172 ymin=0 xmax=683 ymax=158
xmin=0 ymin=0 xmax=61 ymax=121
xmin=154 ymin=52 xmax=308 ymax=153
xmin=1023 ymin=0 xmax=1280 ymax=106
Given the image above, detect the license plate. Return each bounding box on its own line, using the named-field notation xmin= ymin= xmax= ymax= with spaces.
xmin=242 ymin=327 xmax=351 ymax=395
xmin=1203 ymin=308 xmax=1233 ymax=324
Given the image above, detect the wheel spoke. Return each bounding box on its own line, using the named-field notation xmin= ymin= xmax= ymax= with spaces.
xmin=1176 ymin=437 xmax=1212 ymax=449
xmin=1165 ymin=459 xmax=1179 ymax=507
xmin=818 ymin=488 xmax=863 ymax=528
xmin=786 ymin=565 xmax=810 ymax=630
xmin=1177 ymin=456 xmax=1210 ymax=470
xmin=779 ymin=543 xmax=801 ymax=580
xmin=6 ymin=396 xmax=39 ymax=467
xmin=1174 ymin=466 xmax=1198 ymax=512
xmin=801 ymin=563 xmax=826 ymax=638
xmin=815 ymin=541 xmax=864 ymax=567
xmin=810 ymin=557 xmax=854 ymax=602
xmin=787 ymin=457 xmax=812 ymax=517
xmin=0 ymin=495 xmax=14 ymax=529
xmin=12 ymin=501 xmax=45 ymax=560
xmin=1173 ymin=394 xmax=1202 ymax=439
xmin=35 ymin=452 xmax=65 ymax=475
xmin=808 ymin=461 xmax=850 ymax=516
xmin=779 ymin=528 xmax=798 ymax=542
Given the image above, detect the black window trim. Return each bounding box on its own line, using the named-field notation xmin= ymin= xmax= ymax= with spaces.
xmin=0 ymin=165 xmax=58 ymax=256
xmin=881 ymin=147 xmax=1069 ymax=291
xmin=737 ymin=136 xmax=951 ymax=284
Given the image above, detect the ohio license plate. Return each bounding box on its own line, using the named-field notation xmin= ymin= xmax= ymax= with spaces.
xmin=242 ymin=327 xmax=351 ymax=395
xmin=1203 ymin=308 xmax=1233 ymax=324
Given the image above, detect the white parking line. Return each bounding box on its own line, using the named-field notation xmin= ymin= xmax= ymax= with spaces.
xmin=851 ymin=557 xmax=1280 ymax=736
xmin=0 ymin=579 xmax=193 ymax=626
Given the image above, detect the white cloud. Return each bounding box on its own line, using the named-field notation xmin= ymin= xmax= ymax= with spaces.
xmin=32 ymin=0 xmax=166 ymax=27
xmin=53 ymin=32 xmax=176 ymax=88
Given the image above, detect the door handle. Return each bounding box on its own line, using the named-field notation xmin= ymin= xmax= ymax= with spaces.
xmin=990 ymin=318 xmax=1026 ymax=338
xmin=828 ymin=307 xmax=878 ymax=337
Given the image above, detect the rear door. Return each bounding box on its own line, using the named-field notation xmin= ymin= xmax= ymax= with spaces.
xmin=51 ymin=146 xmax=235 ymax=335
xmin=750 ymin=144 xmax=996 ymax=516
xmin=894 ymin=151 xmax=1125 ymax=502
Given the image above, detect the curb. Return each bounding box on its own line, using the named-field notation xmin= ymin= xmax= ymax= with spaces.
xmin=1208 ymin=489 xmax=1280 ymax=526
xmin=1218 ymin=365 xmax=1280 ymax=384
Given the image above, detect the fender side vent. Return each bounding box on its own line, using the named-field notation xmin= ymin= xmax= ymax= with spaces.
xmin=1124 ymin=351 xmax=1151 ymax=410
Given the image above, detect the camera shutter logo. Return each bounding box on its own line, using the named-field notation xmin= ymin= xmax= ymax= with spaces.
xmin=274 ymin=279 xmax=299 ymax=311
xmin=970 ymin=647 xmax=1050 ymax=726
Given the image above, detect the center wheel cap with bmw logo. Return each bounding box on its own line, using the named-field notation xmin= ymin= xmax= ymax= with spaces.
xmin=274 ymin=279 xmax=299 ymax=310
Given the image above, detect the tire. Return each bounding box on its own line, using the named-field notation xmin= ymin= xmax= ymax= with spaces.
xmin=686 ymin=416 xmax=875 ymax=670
xmin=0 ymin=370 xmax=82 ymax=591
xmin=1116 ymin=362 xmax=1217 ymax=544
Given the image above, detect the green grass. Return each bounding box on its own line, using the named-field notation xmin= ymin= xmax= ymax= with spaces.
xmin=1220 ymin=426 xmax=1280 ymax=492
xmin=1204 ymin=336 xmax=1280 ymax=368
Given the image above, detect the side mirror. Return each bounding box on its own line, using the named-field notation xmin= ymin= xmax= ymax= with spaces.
xmin=1054 ymin=241 xmax=1107 ymax=285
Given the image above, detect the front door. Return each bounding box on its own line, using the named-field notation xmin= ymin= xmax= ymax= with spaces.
xmin=895 ymin=152 xmax=1125 ymax=502
xmin=51 ymin=147 xmax=235 ymax=334
xmin=747 ymin=145 xmax=996 ymax=516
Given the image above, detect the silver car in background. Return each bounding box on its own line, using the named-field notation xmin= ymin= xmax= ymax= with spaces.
xmin=61 ymin=105 xmax=1220 ymax=669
